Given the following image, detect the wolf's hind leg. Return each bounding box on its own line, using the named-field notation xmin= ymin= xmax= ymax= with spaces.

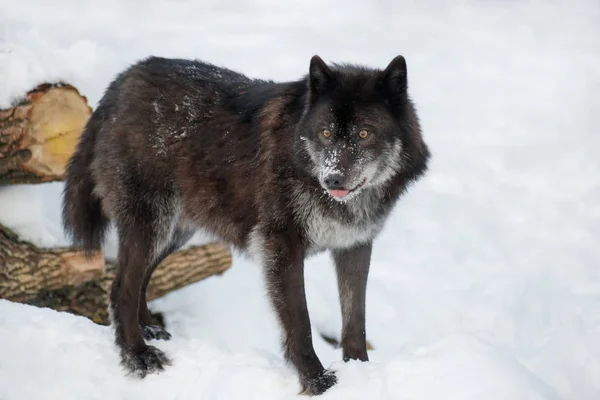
xmin=138 ymin=275 xmax=172 ymax=342
xmin=138 ymin=228 xmax=193 ymax=341
xmin=138 ymin=257 xmax=172 ymax=342
xmin=110 ymin=195 xmax=179 ymax=377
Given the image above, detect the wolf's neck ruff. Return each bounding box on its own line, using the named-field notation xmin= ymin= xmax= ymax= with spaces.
xmin=290 ymin=183 xmax=388 ymax=254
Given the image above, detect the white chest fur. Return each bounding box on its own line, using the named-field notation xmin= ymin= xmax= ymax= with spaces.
xmin=291 ymin=186 xmax=386 ymax=253
xmin=304 ymin=208 xmax=382 ymax=252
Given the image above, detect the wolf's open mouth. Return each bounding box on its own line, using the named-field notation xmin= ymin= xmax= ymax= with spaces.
xmin=329 ymin=178 xmax=367 ymax=199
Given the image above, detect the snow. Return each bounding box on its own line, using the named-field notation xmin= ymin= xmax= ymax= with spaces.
xmin=1 ymin=0 xmax=599 ymax=399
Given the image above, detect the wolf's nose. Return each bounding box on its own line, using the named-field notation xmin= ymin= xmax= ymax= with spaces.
xmin=324 ymin=174 xmax=345 ymax=189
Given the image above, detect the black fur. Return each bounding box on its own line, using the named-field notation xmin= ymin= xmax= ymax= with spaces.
xmin=62 ymin=55 xmax=430 ymax=396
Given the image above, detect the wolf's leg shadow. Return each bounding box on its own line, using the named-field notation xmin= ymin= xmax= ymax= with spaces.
xmin=332 ymin=242 xmax=372 ymax=362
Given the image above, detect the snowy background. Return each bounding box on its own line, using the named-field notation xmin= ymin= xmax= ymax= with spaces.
xmin=1 ymin=0 xmax=599 ymax=399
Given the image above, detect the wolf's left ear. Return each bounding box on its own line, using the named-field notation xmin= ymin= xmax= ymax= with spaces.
xmin=309 ymin=55 xmax=335 ymax=95
xmin=379 ymin=55 xmax=407 ymax=99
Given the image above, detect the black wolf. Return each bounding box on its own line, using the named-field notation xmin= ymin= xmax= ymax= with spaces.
xmin=62 ymin=54 xmax=430 ymax=395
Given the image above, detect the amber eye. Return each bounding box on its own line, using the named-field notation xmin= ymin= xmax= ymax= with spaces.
xmin=359 ymin=129 xmax=369 ymax=139
xmin=322 ymin=129 xmax=332 ymax=138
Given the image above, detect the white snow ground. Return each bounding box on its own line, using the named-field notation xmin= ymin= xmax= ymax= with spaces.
xmin=1 ymin=0 xmax=599 ymax=399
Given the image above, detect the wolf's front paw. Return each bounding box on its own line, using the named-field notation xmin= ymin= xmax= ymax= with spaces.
xmin=301 ymin=370 xmax=337 ymax=396
xmin=141 ymin=324 xmax=172 ymax=341
xmin=122 ymin=345 xmax=171 ymax=378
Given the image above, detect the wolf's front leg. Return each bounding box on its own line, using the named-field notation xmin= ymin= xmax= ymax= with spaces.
xmin=332 ymin=242 xmax=372 ymax=362
xmin=259 ymin=227 xmax=336 ymax=396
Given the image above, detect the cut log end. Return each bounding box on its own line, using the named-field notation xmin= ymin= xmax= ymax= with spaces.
xmin=0 ymin=83 xmax=92 ymax=184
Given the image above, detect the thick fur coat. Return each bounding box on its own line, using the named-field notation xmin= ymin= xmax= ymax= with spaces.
xmin=62 ymin=55 xmax=430 ymax=395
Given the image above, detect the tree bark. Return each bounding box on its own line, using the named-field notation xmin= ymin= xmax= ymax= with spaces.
xmin=0 ymin=83 xmax=92 ymax=184
xmin=29 ymin=243 xmax=232 ymax=325
xmin=0 ymin=224 xmax=106 ymax=301
xmin=0 ymin=223 xmax=232 ymax=324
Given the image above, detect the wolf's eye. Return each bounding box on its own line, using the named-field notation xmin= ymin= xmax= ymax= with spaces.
xmin=321 ymin=129 xmax=332 ymax=138
xmin=359 ymin=130 xmax=369 ymax=139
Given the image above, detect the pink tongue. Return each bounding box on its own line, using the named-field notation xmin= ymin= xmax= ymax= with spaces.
xmin=330 ymin=189 xmax=350 ymax=198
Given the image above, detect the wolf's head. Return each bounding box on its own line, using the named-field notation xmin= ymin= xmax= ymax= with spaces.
xmin=296 ymin=55 xmax=423 ymax=202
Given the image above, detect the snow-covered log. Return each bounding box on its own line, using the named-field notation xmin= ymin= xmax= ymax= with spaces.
xmin=0 ymin=83 xmax=92 ymax=184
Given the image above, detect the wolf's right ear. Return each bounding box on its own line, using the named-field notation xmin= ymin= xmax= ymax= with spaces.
xmin=309 ymin=55 xmax=335 ymax=95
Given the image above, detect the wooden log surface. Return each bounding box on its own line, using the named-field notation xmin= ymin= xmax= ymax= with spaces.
xmin=0 ymin=224 xmax=106 ymax=301
xmin=29 ymin=243 xmax=232 ymax=325
xmin=0 ymin=83 xmax=92 ymax=184
xmin=0 ymin=223 xmax=233 ymax=324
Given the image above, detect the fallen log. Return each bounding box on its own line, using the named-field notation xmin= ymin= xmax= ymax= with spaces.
xmin=0 ymin=223 xmax=232 ymax=324
xmin=0 ymin=224 xmax=106 ymax=301
xmin=0 ymin=83 xmax=92 ymax=184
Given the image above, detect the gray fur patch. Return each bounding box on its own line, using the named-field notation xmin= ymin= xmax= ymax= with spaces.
xmin=141 ymin=325 xmax=172 ymax=341
xmin=370 ymin=139 xmax=404 ymax=186
xmin=152 ymin=197 xmax=181 ymax=262
xmin=247 ymin=225 xmax=267 ymax=265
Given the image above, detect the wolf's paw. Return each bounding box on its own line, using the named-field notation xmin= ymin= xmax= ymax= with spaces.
xmin=141 ymin=324 xmax=172 ymax=341
xmin=301 ymin=370 xmax=337 ymax=396
xmin=122 ymin=345 xmax=171 ymax=378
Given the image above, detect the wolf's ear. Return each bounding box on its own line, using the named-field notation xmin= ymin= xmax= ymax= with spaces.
xmin=379 ymin=55 xmax=407 ymax=99
xmin=309 ymin=55 xmax=335 ymax=95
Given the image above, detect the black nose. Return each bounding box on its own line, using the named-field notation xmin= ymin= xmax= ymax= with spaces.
xmin=324 ymin=174 xmax=345 ymax=189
